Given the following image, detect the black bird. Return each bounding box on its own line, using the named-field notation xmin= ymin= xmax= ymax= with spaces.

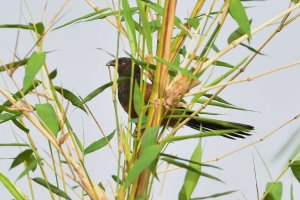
xmin=107 ymin=57 xmax=254 ymax=139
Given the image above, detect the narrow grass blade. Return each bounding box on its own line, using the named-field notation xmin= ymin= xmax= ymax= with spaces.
xmin=137 ymin=1 xmax=152 ymax=54
xmin=162 ymin=157 xmax=223 ymax=183
xmin=163 ymin=129 xmax=243 ymax=143
xmin=53 ymin=8 xmax=110 ymax=30
xmin=0 ymin=22 xmax=44 ymax=35
xmin=33 ymin=177 xmax=71 ymax=200
xmin=122 ymin=0 xmax=137 ymax=56
xmin=54 ymin=86 xmax=86 ymax=112
xmin=83 ymin=77 xmax=128 ymax=103
xmin=84 ymin=130 xmax=115 ymax=155
xmin=0 ymin=58 xmax=28 ymax=72
xmin=0 ymin=143 xmax=29 ymax=147
xmin=160 ymin=153 xmax=220 ymax=169
xmin=191 ymin=190 xmax=237 ymax=200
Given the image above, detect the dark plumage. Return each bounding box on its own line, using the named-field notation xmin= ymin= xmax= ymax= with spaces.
xmin=107 ymin=57 xmax=254 ymax=139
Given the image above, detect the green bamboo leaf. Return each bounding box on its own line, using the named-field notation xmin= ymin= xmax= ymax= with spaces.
xmin=163 ymin=129 xmax=243 ymax=143
xmin=0 ymin=105 xmax=21 ymax=115
xmin=186 ymin=17 xmax=200 ymax=29
xmin=0 ymin=172 xmax=27 ymax=200
xmin=12 ymin=119 xmax=30 ymax=133
xmin=165 ymin=115 xmax=252 ymax=131
xmin=137 ymin=1 xmax=152 ymax=54
xmin=149 ymin=19 xmax=161 ymax=33
xmin=191 ymin=190 xmax=237 ymax=200
xmin=124 ymin=144 xmax=162 ymax=188
xmin=54 ymin=86 xmax=86 ymax=112
xmin=227 ymin=26 xmax=246 ymax=44
xmin=202 ymin=94 xmax=232 ymax=105
xmin=197 ymin=98 xmax=247 ymax=111
xmin=36 ymin=103 xmax=60 ymax=137
xmin=33 ymin=177 xmax=71 ymax=200
xmin=122 ymin=130 xmax=131 ymax=161
xmin=0 ymin=69 xmax=57 ymax=115
xmin=162 ymin=157 xmax=223 ymax=183
xmin=160 ymin=153 xmax=220 ymax=169
xmin=133 ymin=81 xmax=143 ymax=115
xmin=0 ymin=113 xmax=18 ymax=124
xmin=291 ymin=0 xmax=299 ymax=3
xmin=83 ymin=77 xmax=129 ymax=103
xmin=0 ymin=143 xmax=29 ymax=147
xmin=0 ymin=22 xmax=44 ymax=35
xmin=290 ymin=160 xmax=300 ymax=183
xmin=264 ymin=182 xmax=282 ymax=200
xmin=140 ymin=127 xmax=159 ymax=148
xmin=111 ymin=175 xmax=123 ymax=184
xmin=179 ymin=139 xmax=202 ymax=200
xmin=155 ymin=56 xmax=197 ymax=80
xmin=122 ymin=0 xmax=137 ymax=56
xmin=240 ymin=42 xmax=264 ymax=55
xmin=84 ymin=130 xmax=116 ymax=155
xmin=16 ymin=158 xmax=41 ymax=181
xmin=146 ymin=3 xmax=189 ymax=36
xmin=0 ymin=58 xmax=28 ymax=72
xmin=10 ymin=149 xmax=33 ymax=170
xmin=206 ymin=56 xmax=248 ymax=88
xmin=229 ymin=0 xmax=251 ymax=37
xmin=23 ymin=51 xmax=46 ymax=91
xmin=53 ymin=8 xmax=110 ymax=30
xmin=228 ymin=25 xmax=263 ymax=55
xmin=86 ymin=7 xmax=139 ymax=22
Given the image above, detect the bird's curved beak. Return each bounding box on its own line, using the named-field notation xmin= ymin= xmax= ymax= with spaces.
xmin=106 ymin=59 xmax=116 ymax=67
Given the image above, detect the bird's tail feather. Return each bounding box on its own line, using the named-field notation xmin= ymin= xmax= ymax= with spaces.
xmin=186 ymin=117 xmax=253 ymax=139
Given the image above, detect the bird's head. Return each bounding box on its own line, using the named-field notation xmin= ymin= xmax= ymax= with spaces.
xmin=106 ymin=57 xmax=141 ymax=79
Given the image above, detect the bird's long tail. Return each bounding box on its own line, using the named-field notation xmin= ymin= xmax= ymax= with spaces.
xmin=186 ymin=116 xmax=254 ymax=139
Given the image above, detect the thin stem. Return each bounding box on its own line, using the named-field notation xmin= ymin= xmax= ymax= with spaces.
xmin=185 ymin=61 xmax=300 ymax=97
xmin=202 ymin=114 xmax=300 ymax=164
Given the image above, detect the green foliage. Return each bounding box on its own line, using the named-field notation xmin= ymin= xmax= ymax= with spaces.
xmin=290 ymin=160 xmax=300 ymax=183
xmin=36 ymin=103 xmax=60 ymax=136
xmin=54 ymin=86 xmax=86 ymax=112
xmin=0 ymin=0 xmax=297 ymax=199
xmin=179 ymin=139 xmax=202 ymax=200
xmin=264 ymin=182 xmax=283 ymax=200
xmin=229 ymin=0 xmax=251 ymax=38
xmin=133 ymin=81 xmax=144 ymax=115
xmin=84 ymin=130 xmax=116 ymax=155
xmin=0 ymin=172 xmax=27 ymax=200
xmin=33 ymin=177 xmax=72 ymax=200
xmin=23 ymin=51 xmax=46 ymax=91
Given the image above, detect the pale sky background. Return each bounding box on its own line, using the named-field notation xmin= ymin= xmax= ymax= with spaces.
xmin=0 ymin=1 xmax=300 ymax=200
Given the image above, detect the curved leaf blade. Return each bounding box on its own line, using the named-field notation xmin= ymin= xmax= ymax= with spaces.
xmin=23 ymin=51 xmax=46 ymax=91
xmin=36 ymin=103 xmax=60 ymax=137
xmin=0 ymin=172 xmax=26 ymax=200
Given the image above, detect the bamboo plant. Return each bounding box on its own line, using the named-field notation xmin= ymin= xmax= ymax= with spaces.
xmin=0 ymin=0 xmax=300 ymax=200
